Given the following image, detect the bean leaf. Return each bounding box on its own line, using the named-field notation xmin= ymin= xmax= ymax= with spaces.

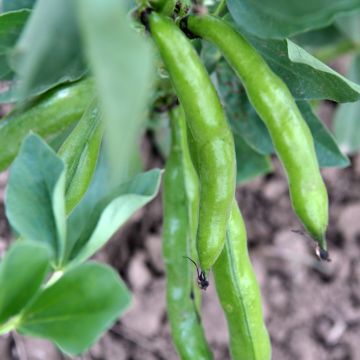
xmin=0 ymin=242 xmax=50 ymax=325
xmin=227 ymin=0 xmax=360 ymax=39
xmin=19 ymin=262 xmax=131 ymax=355
xmin=5 ymin=134 xmax=67 ymax=263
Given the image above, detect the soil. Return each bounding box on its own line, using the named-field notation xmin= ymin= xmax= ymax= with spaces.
xmin=1 ymin=120 xmax=360 ymax=360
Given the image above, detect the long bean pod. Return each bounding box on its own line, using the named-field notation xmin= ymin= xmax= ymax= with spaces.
xmin=185 ymin=15 xmax=329 ymax=257
xmin=149 ymin=12 xmax=236 ymax=270
xmin=163 ymin=105 xmax=213 ymax=360
xmin=213 ymin=200 xmax=271 ymax=360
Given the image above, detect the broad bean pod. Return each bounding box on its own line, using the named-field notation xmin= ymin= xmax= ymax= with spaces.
xmin=163 ymin=105 xmax=213 ymax=360
xmin=185 ymin=16 xmax=329 ymax=257
xmin=58 ymin=100 xmax=103 ymax=214
xmin=213 ymin=200 xmax=271 ymax=360
xmin=0 ymin=78 xmax=94 ymax=172
xmin=148 ymin=12 xmax=236 ymax=270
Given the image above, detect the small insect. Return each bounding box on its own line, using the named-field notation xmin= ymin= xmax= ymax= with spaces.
xmin=183 ymin=256 xmax=209 ymax=290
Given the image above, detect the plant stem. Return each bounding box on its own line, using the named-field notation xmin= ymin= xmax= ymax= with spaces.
xmin=213 ymin=0 xmax=227 ymax=17
xmin=0 ymin=315 xmax=22 ymax=335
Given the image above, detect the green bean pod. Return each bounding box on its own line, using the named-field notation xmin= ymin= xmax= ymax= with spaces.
xmin=149 ymin=12 xmax=236 ymax=270
xmin=57 ymin=100 xmax=103 ymax=215
xmin=163 ymin=105 xmax=213 ymax=360
xmin=213 ymin=200 xmax=271 ymax=360
xmin=0 ymin=78 xmax=94 ymax=172
xmin=186 ymin=16 xmax=329 ymax=256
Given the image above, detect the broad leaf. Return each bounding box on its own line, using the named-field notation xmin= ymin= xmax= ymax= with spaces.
xmin=66 ymin=168 xmax=162 ymax=265
xmin=0 ymin=242 xmax=50 ymax=325
xmin=0 ymin=10 xmax=29 ymax=81
xmin=77 ymin=0 xmax=154 ymax=185
xmin=297 ymin=101 xmax=349 ymax=167
xmin=244 ymin=32 xmax=360 ymax=102
xmin=11 ymin=0 xmax=86 ymax=99
xmin=78 ymin=0 xmax=153 ymax=183
xmin=2 ymin=0 xmax=36 ymax=12
xmin=334 ymin=55 xmax=360 ymax=154
xmin=19 ymin=262 xmax=131 ymax=355
xmin=234 ymin=135 xmax=272 ymax=184
xmin=227 ymin=0 xmax=360 ymax=39
xmin=5 ymin=134 xmax=66 ymax=263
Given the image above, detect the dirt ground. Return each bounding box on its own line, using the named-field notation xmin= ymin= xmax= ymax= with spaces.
xmin=1 ymin=116 xmax=360 ymax=360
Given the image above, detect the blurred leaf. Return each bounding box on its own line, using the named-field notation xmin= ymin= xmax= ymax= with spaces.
xmin=227 ymin=0 xmax=360 ymax=39
xmin=293 ymin=25 xmax=345 ymax=48
xmin=0 ymin=242 xmax=49 ymax=325
xmin=66 ymin=169 xmax=162 ymax=265
xmin=0 ymin=10 xmax=29 ymax=81
xmin=334 ymin=55 xmax=360 ymax=154
xmin=3 ymin=0 xmax=36 ymax=12
xmin=297 ymin=101 xmax=350 ymax=167
xmin=234 ymin=135 xmax=272 ymax=184
xmin=336 ymin=10 xmax=360 ymax=43
xmin=19 ymin=262 xmax=131 ymax=355
xmin=244 ymin=31 xmax=360 ymax=101
xmin=11 ymin=0 xmax=86 ymax=99
xmin=77 ymin=0 xmax=154 ymax=185
xmin=151 ymin=112 xmax=171 ymax=158
xmin=5 ymin=134 xmax=66 ymax=264
xmin=200 ymin=40 xmax=222 ymax=74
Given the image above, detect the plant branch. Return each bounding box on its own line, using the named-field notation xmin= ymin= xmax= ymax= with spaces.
xmin=213 ymin=0 xmax=227 ymax=17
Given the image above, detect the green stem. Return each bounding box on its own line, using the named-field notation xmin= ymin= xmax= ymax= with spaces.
xmin=314 ymin=40 xmax=360 ymax=62
xmin=0 ymin=315 xmax=22 ymax=335
xmin=213 ymin=0 xmax=227 ymax=17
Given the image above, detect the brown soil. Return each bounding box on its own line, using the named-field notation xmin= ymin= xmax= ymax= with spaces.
xmin=1 ymin=130 xmax=360 ymax=360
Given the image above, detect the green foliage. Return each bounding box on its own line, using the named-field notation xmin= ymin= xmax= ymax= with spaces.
xmin=19 ymin=262 xmax=131 ymax=355
xmin=77 ymin=0 xmax=154 ymax=185
xmin=0 ymin=242 xmax=50 ymax=325
xmin=5 ymin=134 xmax=67 ymax=264
xmin=227 ymin=0 xmax=360 ymax=39
xmin=11 ymin=0 xmax=85 ymax=99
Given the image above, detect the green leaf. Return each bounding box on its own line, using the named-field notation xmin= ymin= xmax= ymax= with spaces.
xmin=5 ymin=134 xmax=66 ymax=264
xmin=234 ymin=134 xmax=273 ymax=184
xmin=297 ymin=101 xmax=350 ymax=167
xmin=11 ymin=0 xmax=86 ymax=99
xmin=19 ymin=262 xmax=131 ymax=355
xmin=227 ymin=0 xmax=360 ymax=39
xmin=0 ymin=10 xmax=30 ymax=82
xmin=335 ymin=10 xmax=360 ymax=43
xmin=3 ymin=0 xmax=36 ymax=12
xmin=0 ymin=242 xmax=50 ymax=325
xmin=244 ymin=32 xmax=360 ymax=101
xmin=77 ymin=0 xmax=154 ymax=185
xmin=66 ymin=169 xmax=162 ymax=265
xmin=334 ymin=55 xmax=360 ymax=154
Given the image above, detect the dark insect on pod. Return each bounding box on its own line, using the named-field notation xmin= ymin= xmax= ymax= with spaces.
xmin=183 ymin=256 xmax=209 ymax=290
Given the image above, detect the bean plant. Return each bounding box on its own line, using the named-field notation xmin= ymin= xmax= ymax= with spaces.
xmin=0 ymin=0 xmax=359 ymax=358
